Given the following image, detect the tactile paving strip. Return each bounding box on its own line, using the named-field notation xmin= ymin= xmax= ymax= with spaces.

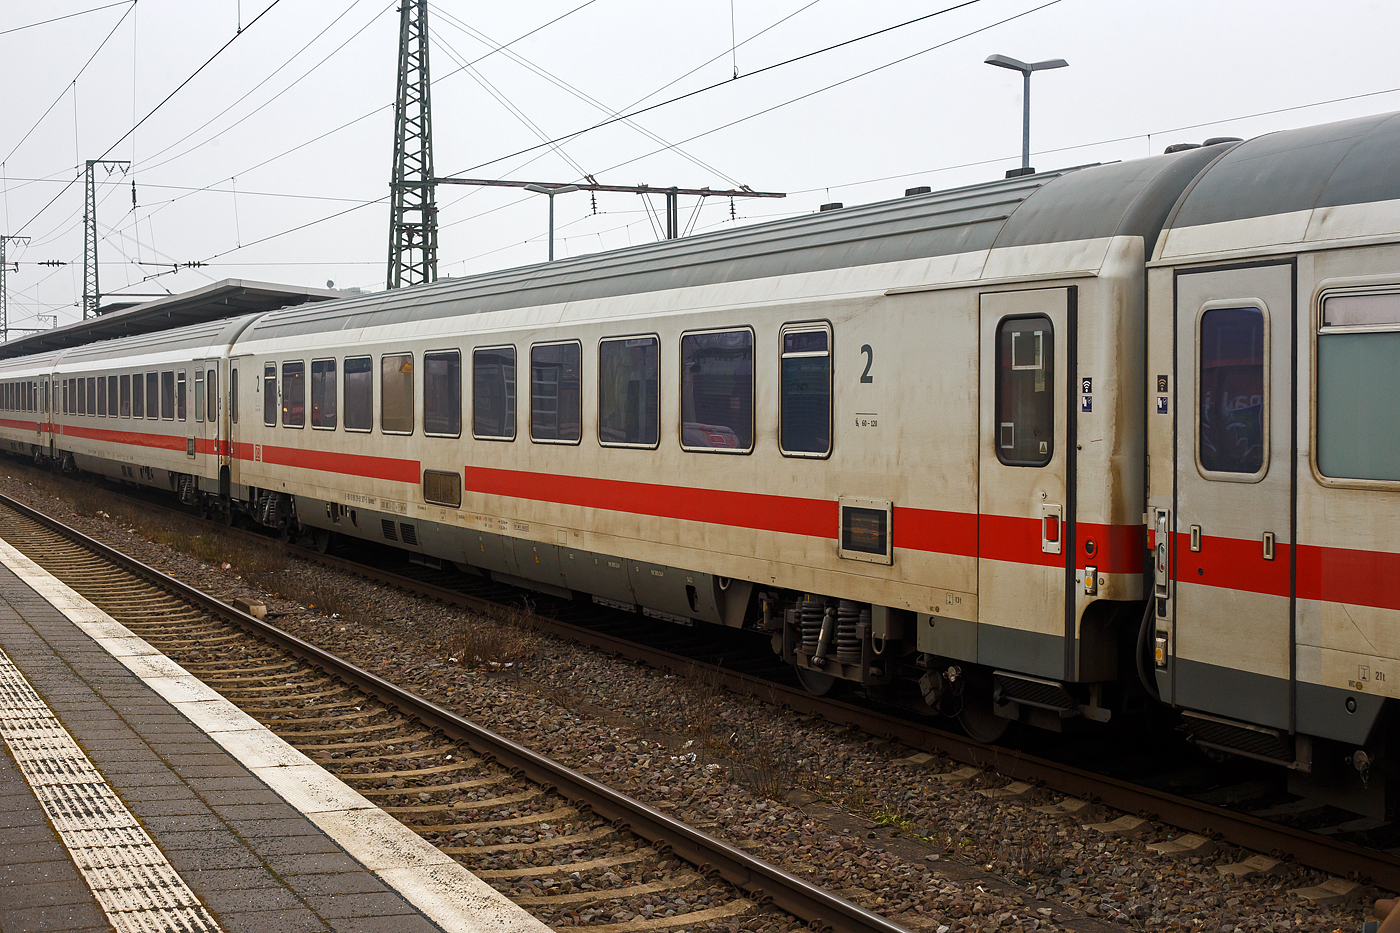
xmin=0 ymin=647 xmax=223 ymax=933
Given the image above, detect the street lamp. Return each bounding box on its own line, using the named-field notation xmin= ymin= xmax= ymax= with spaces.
xmin=524 ymin=183 xmax=580 ymax=261
xmin=984 ymin=54 xmax=1067 ymax=177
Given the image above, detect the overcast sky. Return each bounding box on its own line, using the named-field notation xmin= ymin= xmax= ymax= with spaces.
xmin=2 ymin=0 xmax=1397 ymax=332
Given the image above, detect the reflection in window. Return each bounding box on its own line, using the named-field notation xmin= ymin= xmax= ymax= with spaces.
xmin=599 ymin=336 xmax=658 ymax=446
xmin=207 ymin=369 xmax=217 ymax=423
xmin=424 ymin=351 xmax=461 ymax=437
xmin=531 ymin=343 xmax=581 ymax=442
xmin=1199 ymin=307 xmax=1265 ymax=475
xmin=87 ymin=378 xmax=96 ymax=417
xmin=681 ymin=330 xmax=754 ymax=451
xmin=473 ymin=347 xmax=516 ymax=440
xmin=108 ymin=376 xmax=117 ymax=418
xmin=97 ymin=376 xmax=107 ymax=417
xmin=263 ymin=364 xmax=277 ymax=426
xmin=282 ymin=361 xmax=305 ymax=428
xmin=120 ymin=375 xmax=131 ymax=418
xmin=161 ymin=372 xmax=176 ymax=421
xmin=132 ymin=374 xmax=144 ymax=419
xmin=381 ymin=353 xmax=414 ymax=434
xmin=780 ymin=326 xmax=831 ymax=456
xmin=146 ymin=373 xmax=159 ymax=420
xmin=177 ymin=371 xmax=187 ymax=422
xmin=344 ymin=357 xmax=372 ymax=431
xmin=311 ymin=360 xmax=336 ymax=429
xmin=1318 ymin=291 xmax=1400 ymax=481
xmin=995 ymin=317 xmax=1054 ymax=466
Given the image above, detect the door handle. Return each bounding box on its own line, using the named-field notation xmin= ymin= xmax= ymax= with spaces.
xmin=1189 ymin=525 xmax=1201 ymax=552
xmin=1263 ymin=532 xmax=1275 ymax=561
xmin=1040 ymin=503 xmax=1062 ymax=555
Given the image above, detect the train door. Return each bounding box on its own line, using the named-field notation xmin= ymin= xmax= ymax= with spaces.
xmin=225 ymin=360 xmax=239 ymax=498
xmin=977 ymin=287 xmax=1075 ymax=680
xmin=1169 ymin=262 xmax=1294 ymax=730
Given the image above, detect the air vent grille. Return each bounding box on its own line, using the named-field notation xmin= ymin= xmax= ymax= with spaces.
xmin=381 ymin=519 xmax=398 ymax=541
xmin=400 ymin=523 xmax=418 ymax=546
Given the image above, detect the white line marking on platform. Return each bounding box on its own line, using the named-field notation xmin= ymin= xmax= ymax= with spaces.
xmin=0 ymin=535 xmax=551 ymax=933
xmin=0 ymin=646 xmax=223 ymax=933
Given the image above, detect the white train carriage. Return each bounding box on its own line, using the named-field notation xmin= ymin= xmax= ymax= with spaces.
xmin=3 ymin=111 xmax=1399 ymax=808
xmin=1148 ymin=112 xmax=1400 ymax=811
xmin=0 ymin=349 xmax=59 ymax=461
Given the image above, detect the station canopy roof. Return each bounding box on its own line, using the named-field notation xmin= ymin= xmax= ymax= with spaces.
xmin=0 ymin=279 xmax=349 ymax=360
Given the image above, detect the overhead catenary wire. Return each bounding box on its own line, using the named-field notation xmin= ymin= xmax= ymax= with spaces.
xmin=0 ymin=2 xmax=132 ymax=39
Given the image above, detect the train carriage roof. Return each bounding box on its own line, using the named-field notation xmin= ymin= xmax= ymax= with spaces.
xmin=1159 ymin=111 xmax=1400 ymax=258
xmin=248 ymin=146 xmax=1221 ymax=341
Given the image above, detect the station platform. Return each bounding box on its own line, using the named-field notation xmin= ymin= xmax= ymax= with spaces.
xmin=0 ymin=538 xmax=548 ymax=933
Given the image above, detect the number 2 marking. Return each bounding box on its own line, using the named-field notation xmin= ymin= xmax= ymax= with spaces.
xmin=860 ymin=344 xmax=874 ymax=383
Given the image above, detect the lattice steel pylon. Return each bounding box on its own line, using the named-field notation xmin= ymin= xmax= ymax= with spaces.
xmin=82 ymin=159 xmax=129 ymax=319
xmin=386 ymin=0 xmax=437 ymax=289
xmin=0 ymin=235 xmax=29 ymax=342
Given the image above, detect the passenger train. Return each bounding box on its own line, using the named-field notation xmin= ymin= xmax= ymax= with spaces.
xmin=4 ymin=112 xmax=1400 ymax=813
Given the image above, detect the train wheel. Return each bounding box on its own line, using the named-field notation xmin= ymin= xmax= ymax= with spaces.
xmin=795 ymin=665 xmax=838 ymax=696
xmin=313 ymin=529 xmax=334 ymax=554
xmin=957 ymin=675 xmax=1014 ymax=744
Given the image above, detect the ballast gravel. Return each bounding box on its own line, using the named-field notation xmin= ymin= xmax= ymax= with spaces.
xmin=0 ymin=470 xmax=1382 ymax=933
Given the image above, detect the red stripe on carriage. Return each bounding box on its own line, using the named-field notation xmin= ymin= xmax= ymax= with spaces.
xmin=232 ymin=442 xmax=420 ymax=483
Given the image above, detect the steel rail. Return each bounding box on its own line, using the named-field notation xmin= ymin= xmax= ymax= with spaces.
xmin=0 ymin=491 xmax=911 ymax=933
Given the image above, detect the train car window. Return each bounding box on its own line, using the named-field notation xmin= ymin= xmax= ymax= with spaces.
xmin=380 ymin=354 xmax=414 ymax=435
xmin=530 ymin=342 xmax=581 ymax=444
xmin=281 ymin=361 xmax=305 ymax=428
xmin=1198 ymin=306 xmax=1266 ymax=477
xmin=229 ymin=368 xmax=238 ymax=424
xmin=160 ymin=372 xmax=175 ymax=421
xmin=344 ymin=356 xmax=371 ymax=432
xmin=779 ymin=323 xmax=833 ymax=458
xmin=194 ymin=372 xmax=204 ymax=423
xmin=120 ymin=375 xmax=131 ymax=418
xmin=311 ymin=359 xmax=336 ymax=430
xmin=97 ymin=376 xmax=107 ymax=417
xmin=424 ymin=350 xmax=461 ymax=437
xmin=132 ymin=374 xmax=145 ymax=419
xmin=263 ymin=363 xmax=277 ymax=427
xmin=598 ymin=335 xmax=659 ymax=448
xmin=177 ymin=371 xmax=187 ymax=422
xmin=680 ymin=328 xmax=754 ymax=453
xmin=1317 ymin=289 xmax=1400 ymax=482
xmin=107 ymin=376 xmax=117 ymax=417
xmin=207 ymin=369 xmax=217 ymax=423
xmin=87 ymin=378 xmax=97 ymax=417
xmin=995 ymin=316 xmax=1055 ymax=466
xmin=146 ymin=373 xmax=159 ymax=420
xmin=472 ymin=346 xmax=516 ymax=440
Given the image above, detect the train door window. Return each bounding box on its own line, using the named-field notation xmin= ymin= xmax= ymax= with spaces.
xmin=1316 ymin=289 xmax=1400 ymax=482
xmin=229 ymin=367 xmax=238 ymax=424
xmin=344 ymin=356 xmax=372 ymax=432
xmin=530 ymin=342 xmax=581 ymax=443
xmin=207 ymin=369 xmax=217 ymax=423
xmin=598 ymin=335 xmax=659 ymax=447
xmin=159 ymin=372 xmax=174 ymax=421
xmin=1197 ymin=305 xmax=1267 ymax=479
xmin=380 ymin=353 xmax=413 ymax=434
xmin=281 ymin=361 xmax=305 ymax=428
xmin=263 ymin=363 xmax=277 ymax=427
xmin=779 ymin=323 xmax=832 ymax=457
xmin=120 ymin=375 xmax=131 ymax=418
xmin=995 ymin=316 xmax=1055 ymax=466
xmin=145 ymin=373 xmax=159 ymax=419
xmin=177 ymin=371 xmax=187 ymax=421
xmin=97 ymin=376 xmax=107 ymax=416
xmin=680 ymin=328 xmax=754 ymax=452
xmin=311 ymin=359 xmax=336 ymax=429
xmin=472 ymin=346 xmax=516 ymax=440
xmin=424 ymin=350 xmax=461 ymax=437
xmin=58 ymin=381 xmax=64 ymax=415
xmin=194 ymin=372 xmax=204 ymax=423
xmin=87 ymin=378 xmax=96 ymax=416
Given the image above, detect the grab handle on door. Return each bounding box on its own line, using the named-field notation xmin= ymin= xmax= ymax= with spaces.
xmin=1040 ymin=504 xmax=1062 ymax=555
xmin=1263 ymin=532 xmax=1275 ymax=561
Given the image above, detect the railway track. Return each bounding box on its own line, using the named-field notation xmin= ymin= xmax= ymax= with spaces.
xmin=0 ymin=492 xmax=907 ymax=933
xmin=9 ymin=473 xmax=1400 ymax=896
